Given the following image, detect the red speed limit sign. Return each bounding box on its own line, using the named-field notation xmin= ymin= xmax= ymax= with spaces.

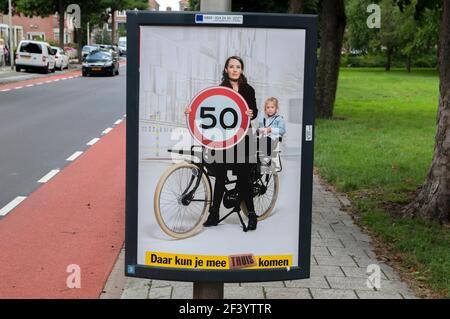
xmin=187 ymin=86 xmax=250 ymax=149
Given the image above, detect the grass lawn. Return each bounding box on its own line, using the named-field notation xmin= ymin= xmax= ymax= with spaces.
xmin=314 ymin=68 xmax=450 ymax=298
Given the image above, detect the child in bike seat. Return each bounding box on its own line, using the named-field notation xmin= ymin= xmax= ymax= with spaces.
xmin=258 ymin=97 xmax=286 ymax=158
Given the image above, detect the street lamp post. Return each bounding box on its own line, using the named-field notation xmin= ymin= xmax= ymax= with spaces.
xmin=8 ymin=0 xmax=14 ymax=69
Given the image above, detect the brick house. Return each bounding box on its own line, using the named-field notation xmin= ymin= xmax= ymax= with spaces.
xmin=0 ymin=13 xmax=74 ymax=49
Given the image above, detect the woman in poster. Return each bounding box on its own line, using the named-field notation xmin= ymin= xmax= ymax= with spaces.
xmin=186 ymin=56 xmax=259 ymax=230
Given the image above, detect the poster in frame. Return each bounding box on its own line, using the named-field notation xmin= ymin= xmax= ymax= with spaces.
xmin=125 ymin=11 xmax=317 ymax=283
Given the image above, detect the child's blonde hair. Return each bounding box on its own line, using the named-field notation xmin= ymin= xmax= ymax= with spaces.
xmin=264 ymin=97 xmax=279 ymax=113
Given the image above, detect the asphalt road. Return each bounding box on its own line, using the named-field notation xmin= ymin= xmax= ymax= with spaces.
xmin=0 ymin=65 xmax=126 ymax=212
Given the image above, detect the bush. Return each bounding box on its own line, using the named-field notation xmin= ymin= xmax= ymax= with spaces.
xmin=341 ymin=52 xmax=438 ymax=69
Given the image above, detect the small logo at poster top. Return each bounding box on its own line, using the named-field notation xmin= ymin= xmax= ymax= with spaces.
xmin=195 ymin=14 xmax=243 ymax=25
xmin=127 ymin=265 xmax=136 ymax=275
xmin=195 ymin=14 xmax=204 ymax=22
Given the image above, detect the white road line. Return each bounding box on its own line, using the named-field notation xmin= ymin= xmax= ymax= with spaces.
xmin=102 ymin=127 xmax=113 ymax=135
xmin=37 ymin=169 xmax=60 ymax=183
xmin=1 ymin=89 xmax=11 ymax=92
xmin=26 ymin=84 xmax=34 ymax=87
xmin=61 ymin=78 xmax=67 ymax=80
xmin=87 ymin=138 xmax=100 ymax=146
xmin=14 ymin=86 xmax=23 ymax=90
xmin=0 ymin=196 xmax=27 ymax=217
xmin=114 ymin=119 xmax=122 ymax=125
xmin=66 ymin=151 xmax=83 ymax=161
xmin=45 ymin=80 xmax=52 ymax=83
xmin=36 ymin=82 xmax=43 ymax=85
xmin=53 ymin=79 xmax=60 ymax=82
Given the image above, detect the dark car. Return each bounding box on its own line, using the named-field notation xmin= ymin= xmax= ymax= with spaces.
xmin=82 ymin=50 xmax=119 ymax=77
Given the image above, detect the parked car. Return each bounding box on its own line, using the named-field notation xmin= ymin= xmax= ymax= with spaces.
xmin=15 ymin=40 xmax=56 ymax=74
xmin=51 ymin=46 xmax=69 ymax=70
xmin=97 ymin=44 xmax=120 ymax=59
xmin=82 ymin=45 xmax=99 ymax=59
xmin=82 ymin=50 xmax=119 ymax=77
xmin=118 ymin=37 xmax=127 ymax=56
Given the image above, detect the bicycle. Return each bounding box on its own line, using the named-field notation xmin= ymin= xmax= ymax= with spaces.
xmin=153 ymin=137 xmax=282 ymax=239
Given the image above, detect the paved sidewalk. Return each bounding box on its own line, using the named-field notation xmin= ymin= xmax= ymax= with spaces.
xmin=0 ymin=64 xmax=81 ymax=85
xmin=103 ymin=175 xmax=417 ymax=299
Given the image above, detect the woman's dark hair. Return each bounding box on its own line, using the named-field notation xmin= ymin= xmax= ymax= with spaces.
xmin=221 ymin=56 xmax=248 ymax=86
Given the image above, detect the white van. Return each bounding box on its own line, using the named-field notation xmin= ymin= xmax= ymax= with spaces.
xmin=15 ymin=40 xmax=56 ymax=74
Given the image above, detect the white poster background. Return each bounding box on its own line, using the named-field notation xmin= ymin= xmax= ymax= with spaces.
xmin=138 ymin=26 xmax=306 ymax=267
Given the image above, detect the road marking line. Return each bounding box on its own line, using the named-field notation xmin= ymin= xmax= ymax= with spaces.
xmin=36 ymin=82 xmax=43 ymax=85
xmin=114 ymin=119 xmax=122 ymax=125
xmin=1 ymin=89 xmax=11 ymax=92
xmin=53 ymin=79 xmax=60 ymax=82
xmin=26 ymin=84 xmax=34 ymax=87
xmin=45 ymin=80 xmax=52 ymax=83
xmin=66 ymin=151 xmax=83 ymax=161
xmin=87 ymin=138 xmax=100 ymax=146
xmin=15 ymin=86 xmax=23 ymax=90
xmin=38 ymin=169 xmax=60 ymax=183
xmin=102 ymin=127 xmax=113 ymax=135
xmin=61 ymin=78 xmax=67 ymax=80
xmin=0 ymin=196 xmax=27 ymax=217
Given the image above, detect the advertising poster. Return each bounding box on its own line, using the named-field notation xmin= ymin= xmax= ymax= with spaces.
xmin=126 ymin=12 xmax=317 ymax=282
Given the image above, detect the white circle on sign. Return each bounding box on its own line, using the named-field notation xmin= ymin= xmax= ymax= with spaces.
xmin=194 ymin=95 xmax=243 ymax=142
xmin=187 ymin=86 xmax=250 ymax=150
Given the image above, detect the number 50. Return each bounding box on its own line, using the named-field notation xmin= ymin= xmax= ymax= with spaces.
xmin=200 ymin=107 xmax=238 ymax=130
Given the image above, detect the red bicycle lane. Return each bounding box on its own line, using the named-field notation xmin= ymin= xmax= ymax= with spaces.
xmin=0 ymin=122 xmax=126 ymax=298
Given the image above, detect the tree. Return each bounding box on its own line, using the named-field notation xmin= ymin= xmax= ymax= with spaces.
xmin=16 ymin=0 xmax=72 ymax=48
xmin=402 ymin=0 xmax=449 ymax=223
xmin=315 ymin=0 xmax=346 ymax=119
xmin=100 ymin=0 xmax=147 ymax=45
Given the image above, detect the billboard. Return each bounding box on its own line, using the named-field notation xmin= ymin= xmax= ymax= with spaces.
xmin=126 ymin=12 xmax=317 ymax=282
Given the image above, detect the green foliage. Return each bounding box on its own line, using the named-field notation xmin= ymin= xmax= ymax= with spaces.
xmin=345 ymin=0 xmax=440 ymax=70
xmin=315 ymin=68 xmax=450 ymax=297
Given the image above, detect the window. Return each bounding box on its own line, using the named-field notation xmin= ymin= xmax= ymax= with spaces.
xmin=20 ymin=42 xmax=42 ymax=54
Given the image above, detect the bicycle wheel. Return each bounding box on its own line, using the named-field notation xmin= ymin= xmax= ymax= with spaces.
xmin=154 ymin=162 xmax=212 ymax=239
xmin=241 ymin=172 xmax=279 ymax=221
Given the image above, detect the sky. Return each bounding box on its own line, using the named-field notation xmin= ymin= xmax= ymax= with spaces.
xmin=156 ymin=0 xmax=183 ymax=11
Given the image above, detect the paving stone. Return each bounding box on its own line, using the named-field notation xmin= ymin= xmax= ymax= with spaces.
xmin=241 ymin=281 xmax=285 ymax=287
xmin=310 ymin=265 xmax=346 ymax=277
xmin=121 ymin=278 xmax=150 ymax=299
xmin=326 ymin=276 xmax=375 ymax=291
xmin=340 ymin=239 xmax=374 ymax=249
xmin=310 ymin=288 xmax=358 ymax=299
xmin=328 ymin=247 xmax=372 ymax=259
xmin=356 ymin=290 xmax=403 ymax=299
xmin=377 ymin=279 xmax=413 ymax=295
xmin=151 ymin=280 xmax=192 ymax=288
xmin=311 ymin=246 xmax=332 ymax=256
xmin=264 ymin=287 xmax=311 ymax=299
xmin=341 ymin=266 xmax=388 ymax=280
xmin=224 ymin=287 xmax=264 ymax=299
xmin=148 ymin=286 xmax=172 ymax=299
xmin=285 ymin=276 xmax=330 ymax=289
xmin=312 ymin=238 xmax=344 ymax=248
xmin=172 ymin=286 xmax=193 ymax=299
xmin=317 ymin=231 xmax=356 ymax=241
xmin=351 ymin=257 xmax=381 ymax=268
xmin=315 ymin=255 xmax=358 ymax=267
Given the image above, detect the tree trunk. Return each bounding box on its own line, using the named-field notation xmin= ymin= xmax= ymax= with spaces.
xmin=404 ymin=2 xmax=450 ymax=223
xmin=58 ymin=0 xmax=64 ymax=47
xmin=289 ymin=0 xmax=304 ymax=13
xmin=315 ymin=0 xmax=346 ymax=119
xmin=111 ymin=10 xmax=116 ymax=45
xmin=385 ymin=47 xmax=393 ymax=71
xmin=406 ymin=54 xmax=412 ymax=73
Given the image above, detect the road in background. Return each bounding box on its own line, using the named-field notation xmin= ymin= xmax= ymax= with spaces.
xmin=0 ymin=65 xmax=126 ymax=212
